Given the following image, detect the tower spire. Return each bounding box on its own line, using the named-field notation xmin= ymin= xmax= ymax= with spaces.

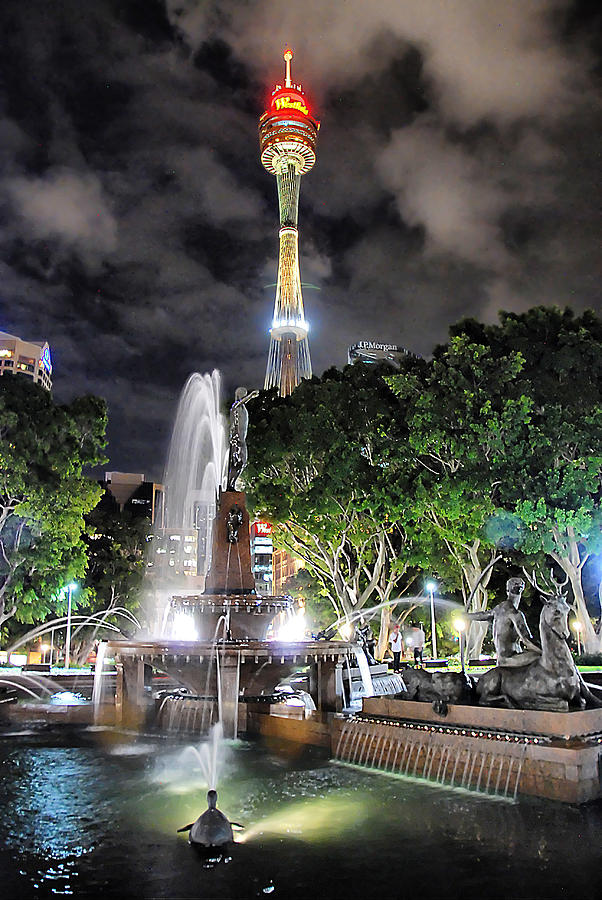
xmin=284 ymin=48 xmax=293 ymax=88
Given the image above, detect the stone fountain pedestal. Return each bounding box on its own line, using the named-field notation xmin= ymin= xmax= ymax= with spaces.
xmin=105 ymin=638 xmax=352 ymax=738
xmin=105 ymin=488 xmax=355 ymax=739
xmin=204 ymin=491 xmax=255 ymax=594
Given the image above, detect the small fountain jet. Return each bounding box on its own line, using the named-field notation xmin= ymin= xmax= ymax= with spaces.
xmin=177 ymin=790 xmax=242 ymax=847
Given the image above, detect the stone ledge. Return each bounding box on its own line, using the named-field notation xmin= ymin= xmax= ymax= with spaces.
xmin=362 ymin=696 xmax=602 ymax=738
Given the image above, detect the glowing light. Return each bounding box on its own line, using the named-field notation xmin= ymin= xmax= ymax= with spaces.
xmin=41 ymin=346 xmax=52 ymax=373
xmin=276 ymin=607 xmax=306 ymax=641
xmin=426 ymin=581 xmax=437 ymax=593
xmin=274 ymin=95 xmax=309 ymax=116
xmin=571 ymin=620 xmax=583 ymax=632
xmin=453 ymin=617 xmax=466 ymax=633
xmin=9 ymin=653 xmax=27 ymax=666
xmin=171 ymin=612 xmax=198 ymax=641
xmin=284 ymin=47 xmax=293 ymax=87
xmin=50 ymin=690 xmax=86 ymax=706
xmin=237 ymin=794 xmax=359 ymax=844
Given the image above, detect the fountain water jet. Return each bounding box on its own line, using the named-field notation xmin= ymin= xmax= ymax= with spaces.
xmin=156 ymin=371 xmax=227 ymax=610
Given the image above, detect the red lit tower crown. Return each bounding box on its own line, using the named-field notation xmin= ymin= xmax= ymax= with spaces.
xmin=259 ymin=49 xmax=320 ymax=396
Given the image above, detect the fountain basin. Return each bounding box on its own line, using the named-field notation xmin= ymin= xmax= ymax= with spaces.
xmin=168 ymin=594 xmax=293 ymax=641
xmin=103 ymin=639 xmax=353 ymax=738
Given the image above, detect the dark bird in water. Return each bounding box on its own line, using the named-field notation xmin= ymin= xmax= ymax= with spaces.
xmin=177 ymin=790 xmax=242 ymax=847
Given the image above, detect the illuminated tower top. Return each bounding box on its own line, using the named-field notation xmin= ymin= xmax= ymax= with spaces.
xmin=259 ymin=50 xmax=320 ymax=178
xmin=259 ymin=50 xmax=319 ymax=396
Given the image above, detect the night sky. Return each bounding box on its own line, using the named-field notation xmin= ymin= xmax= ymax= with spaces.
xmin=0 ymin=0 xmax=600 ymax=480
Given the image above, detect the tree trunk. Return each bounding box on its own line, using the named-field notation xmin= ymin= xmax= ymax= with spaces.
xmin=377 ymin=605 xmax=391 ymax=661
xmin=462 ymin=543 xmax=497 ymax=660
xmin=560 ymin=559 xmax=601 ymax=654
xmin=552 ymin=530 xmax=601 ymax=654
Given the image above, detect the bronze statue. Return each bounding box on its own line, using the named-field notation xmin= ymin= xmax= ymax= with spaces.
xmin=476 ymin=592 xmax=600 ymax=710
xmin=400 ymin=668 xmax=474 ymax=707
xmin=226 ymin=387 xmax=259 ymax=492
xmin=226 ymin=505 xmax=243 ymax=543
xmin=468 ymin=576 xmax=541 ymax=668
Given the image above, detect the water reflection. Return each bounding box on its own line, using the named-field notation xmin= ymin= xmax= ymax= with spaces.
xmin=0 ymin=725 xmax=600 ymax=899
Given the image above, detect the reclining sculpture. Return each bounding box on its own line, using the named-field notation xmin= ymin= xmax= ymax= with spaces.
xmin=400 ymin=668 xmax=475 ymax=706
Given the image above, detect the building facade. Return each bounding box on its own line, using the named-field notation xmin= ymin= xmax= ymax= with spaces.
xmin=250 ymin=520 xmax=274 ymax=596
xmin=0 ymin=330 xmax=52 ymax=390
xmin=101 ymin=472 xmax=164 ymax=524
xmin=348 ymin=341 xmax=413 ymax=369
xmin=272 ymin=547 xmax=303 ymax=596
xmin=260 ymin=50 xmax=319 ymax=396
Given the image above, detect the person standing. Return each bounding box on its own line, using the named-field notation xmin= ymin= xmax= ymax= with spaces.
xmin=389 ymin=623 xmax=403 ymax=673
xmin=413 ymin=624 xmax=426 ymax=666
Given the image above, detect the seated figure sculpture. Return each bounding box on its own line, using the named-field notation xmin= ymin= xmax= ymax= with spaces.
xmin=467 ymin=576 xmax=541 ymax=667
xmin=477 ymin=587 xmax=600 ymax=711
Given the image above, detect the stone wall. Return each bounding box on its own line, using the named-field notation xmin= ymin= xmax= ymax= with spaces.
xmin=330 ymin=699 xmax=602 ymax=804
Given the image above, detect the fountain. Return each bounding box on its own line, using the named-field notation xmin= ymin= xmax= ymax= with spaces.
xmin=100 ymin=375 xmax=353 ymax=740
xmin=332 ymin=577 xmax=602 ymax=802
xmin=153 ymin=371 xmax=228 ymax=605
xmin=91 ymin=374 xmax=602 ymax=803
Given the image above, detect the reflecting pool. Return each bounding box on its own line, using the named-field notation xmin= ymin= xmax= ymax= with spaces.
xmin=0 ymin=723 xmax=601 ymax=899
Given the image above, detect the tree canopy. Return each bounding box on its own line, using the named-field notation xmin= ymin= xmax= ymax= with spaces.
xmin=450 ymin=307 xmax=602 ymax=649
xmin=248 ymin=305 xmax=602 ymax=654
xmin=246 ymin=363 xmax=421 ymax=625
xmin=68 ymin=500 xmax=149 ymax=662
xmin=0 ymin=376 xmax=107 ymax=629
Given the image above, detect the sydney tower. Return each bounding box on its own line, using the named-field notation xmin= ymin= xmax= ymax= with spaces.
xmin=259 ymin=50 xmax=320 ymax=396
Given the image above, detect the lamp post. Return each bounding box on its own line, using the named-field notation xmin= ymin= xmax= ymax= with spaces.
xmin=49 ymin=627 xmax=55 ymax=667
xmin=426 ymin=581 xmax=437 ymax=660
xmin=454 ymin=617 xmax=467 ymax=676
xmin=571 ymin=619 xmax=583 ymax=657
xmin=64 ymin=582 xmax=78 ymax=669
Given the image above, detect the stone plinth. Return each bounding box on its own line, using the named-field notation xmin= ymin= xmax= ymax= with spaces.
xmin=246 ymin=706 xmax=332 ymax=749
xmin=204 ymin=491 xmax=255 ymax=594
xmin=363 ymin=696 xmax=602 ymax=739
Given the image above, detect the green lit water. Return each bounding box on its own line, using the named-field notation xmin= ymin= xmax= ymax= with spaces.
xmin=0 ymin=722 xmax=600 ymax=898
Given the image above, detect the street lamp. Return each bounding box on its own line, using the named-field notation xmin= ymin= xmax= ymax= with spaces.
xmin=453 ymin=616 xmax=467 ymax=676
xmin=426 ymin=581 xmax=437 ymax=660
xmin=571 ymin=619 xmax=583 ymax=657
xmin=64 ymin=582 xmax=78 ymax=669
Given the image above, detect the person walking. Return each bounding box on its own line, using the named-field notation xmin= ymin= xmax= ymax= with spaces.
xmin=389 ymin=623 xmax=403 ymax=673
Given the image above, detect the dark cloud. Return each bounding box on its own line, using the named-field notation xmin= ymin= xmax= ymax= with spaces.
xmin=0 ymin=0 xmax=599 ymax=480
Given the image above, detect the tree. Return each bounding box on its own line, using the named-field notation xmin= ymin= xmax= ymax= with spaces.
xmin=388 ymin=331 xmax=534 ymax=657
xmin=456 ymin=307 xmax=602 ymax=651
xmin=0 ymin=376 xmax=107 ymax=628
xmin=396 ymin=306 xmax=602 ymax=654
xmin=72 ymin=501 xmax=147 ymax=663
xmin=246 ymin=364 xmax=420 ymax=638
xmin=282 ymin=568 xmax=333 ymax=634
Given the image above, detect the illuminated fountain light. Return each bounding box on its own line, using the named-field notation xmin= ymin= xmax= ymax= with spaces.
xmin=274 ymin=605 xmax=307 ymax=641
xmin=170 ymin=612 xmax=199 ymax=642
